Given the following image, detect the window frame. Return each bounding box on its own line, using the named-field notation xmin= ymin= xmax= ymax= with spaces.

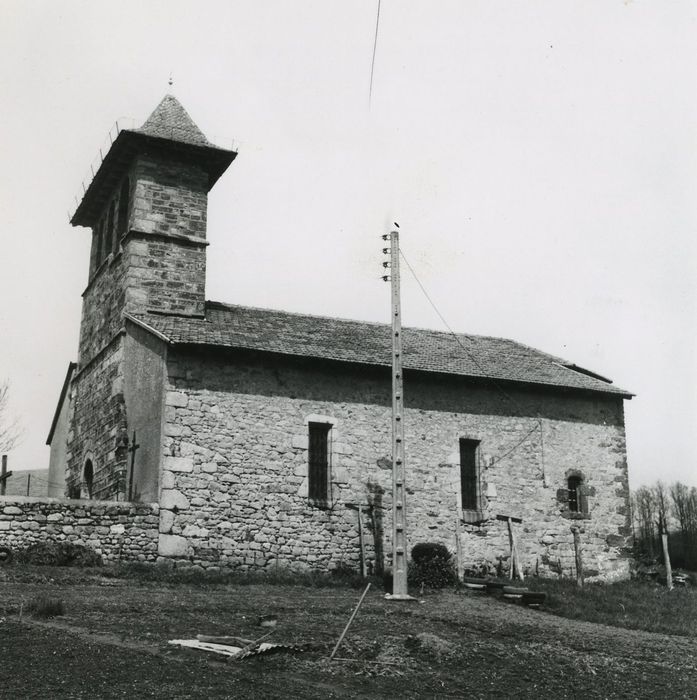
xmin=459 ymin=438 xmax=482 ymax=520
xmin=307 ymin=421 xmax=332 ymax=505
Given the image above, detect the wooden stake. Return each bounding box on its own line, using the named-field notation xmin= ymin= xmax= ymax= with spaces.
xmin=506 ymin=518 xmax=523 ymax=581
xmin=571 ymin=526 xmax=584 ymax=588
xmin=661 ymin=533 xmax=673 ymax=591
xmin=358 ymin=506 xmax=367 ymax=578
xmin=329 ymin=583 xmax=371 ymax=660
xmin=455 ymin=520 xmax=464 ymax=581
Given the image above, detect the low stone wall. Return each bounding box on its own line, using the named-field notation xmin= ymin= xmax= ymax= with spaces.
xmin=0 ymin=496 xmax=159 ymax=563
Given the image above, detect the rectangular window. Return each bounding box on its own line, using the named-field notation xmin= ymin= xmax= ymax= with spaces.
xmin=308 ymin=422 xmax=331 ymax=502
xmin=460 ymin=439 xmax=480 ymax=512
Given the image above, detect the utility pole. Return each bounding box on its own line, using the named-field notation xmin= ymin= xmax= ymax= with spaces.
xmin=383 ymin=225 xmax=412 ymax=600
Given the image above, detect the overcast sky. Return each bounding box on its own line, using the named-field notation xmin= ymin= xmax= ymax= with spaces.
xmin=0 ymin=1 xmax=695 ymax=489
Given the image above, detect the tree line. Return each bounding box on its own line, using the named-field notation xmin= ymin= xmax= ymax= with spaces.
xmin=632 ymin=481 xmax=697 ymax=570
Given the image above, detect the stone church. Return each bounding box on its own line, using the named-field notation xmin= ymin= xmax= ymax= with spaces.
xmin=47 ymin=95 xmax=634 ymax=579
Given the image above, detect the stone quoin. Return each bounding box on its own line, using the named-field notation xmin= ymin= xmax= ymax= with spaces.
xmin=22 ymin=95 xmax=634 ymax=580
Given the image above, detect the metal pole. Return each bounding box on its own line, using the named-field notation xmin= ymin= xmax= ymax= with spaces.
xmin=389 ymin=228 xmax=410 ymax=599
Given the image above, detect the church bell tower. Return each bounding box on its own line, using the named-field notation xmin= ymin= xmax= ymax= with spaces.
xmin=65 ymin=95 xmax=236 ymax=500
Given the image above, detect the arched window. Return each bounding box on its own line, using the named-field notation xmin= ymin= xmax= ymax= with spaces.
xmin=116 ymin=178 xmax=130 ymax=245
xmin=105 ymin=201 xmax=115 ymax=257
xmin=83 ymin=459 xmax=94 ymax=499
xmin=567 ymin=475 xmax=582 ymax=513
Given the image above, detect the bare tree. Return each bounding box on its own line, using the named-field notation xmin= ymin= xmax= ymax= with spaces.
xmin=0 ymin=380 xmax=22 ymax=454
xmin=673 ymin=484 xmax=697 ymax=569
xmin=671 ymin=482 xmax=692 ymax=546
xmin=633 ymin=486 xmax=657 ymax=558
xmin=653 ymin=481 xmax=670 ymax=537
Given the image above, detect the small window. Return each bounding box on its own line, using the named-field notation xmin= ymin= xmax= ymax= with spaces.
xmin=567 ymin=475 xmax=589 ymax=514
xmin=308 ymin=422 xmax=331 ymax=503
xmin=460 ymin=439 xmax=480 ymax=512
xmin=116 ymin=178 xmax=130 ymax=244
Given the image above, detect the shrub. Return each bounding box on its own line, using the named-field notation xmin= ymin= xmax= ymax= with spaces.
xmin=27 ymin=594 xmax=65 ymax=619
xmin=411 ymin=542 xmax=451 ymax=565
xmin=17 ymin=542 xmax=102 ymax=567
xmin=0 ymin=546 xmax=12 ymax=565
xmin=408 ymin=543 xmax=457 ymax=589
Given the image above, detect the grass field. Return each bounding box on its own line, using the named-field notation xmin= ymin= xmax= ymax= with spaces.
xmin=1 ymin=565 xmax=696 ymax=699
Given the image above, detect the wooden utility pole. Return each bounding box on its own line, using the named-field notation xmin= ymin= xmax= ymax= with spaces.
xmin=0 ymin=455 xmax=12 ymax=496
xmin=384 ymin=226 xmax=411 ymax=600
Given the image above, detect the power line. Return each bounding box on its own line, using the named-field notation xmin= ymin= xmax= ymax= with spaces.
xmin=399 ymin=248 xmax=545 ymax=470
xmin=368 ymin=0 xmax=382 ymax=108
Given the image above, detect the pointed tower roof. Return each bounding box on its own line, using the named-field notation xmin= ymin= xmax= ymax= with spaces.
xmin=137 ymin=94 xmax=210 ymax=147
xmin=70 ymin=95 xmax=236 ymax=227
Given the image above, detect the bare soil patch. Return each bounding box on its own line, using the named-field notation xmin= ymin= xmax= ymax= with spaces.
xmin=1 ymin=567 xmax=696 ymax=698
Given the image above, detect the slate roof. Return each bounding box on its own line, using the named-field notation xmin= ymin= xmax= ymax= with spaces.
xmin=129 ymin=302 xmax=632 ymax=398
xmin=136 ymin=94 xmax=211 ymax=147
xmin=71 ymin=95 xmax=236 ymax=227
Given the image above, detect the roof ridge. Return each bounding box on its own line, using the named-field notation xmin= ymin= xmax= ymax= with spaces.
xmin=205 ymin=300 xmax=521 ymax=343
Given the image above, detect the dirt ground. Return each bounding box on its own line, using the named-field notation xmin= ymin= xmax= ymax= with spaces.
xmin=1 ymin=570 xmax=696 ymax=699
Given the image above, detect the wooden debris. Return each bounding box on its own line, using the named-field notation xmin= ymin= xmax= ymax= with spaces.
xmin=329 ymin=582 xmax=372 ymax=661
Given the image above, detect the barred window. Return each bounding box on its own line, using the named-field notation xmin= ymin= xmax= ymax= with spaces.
xmin=308 ymin=422 xmax=331 ymax=503
xmin=567 ymin=475 xmax=588 ymax=513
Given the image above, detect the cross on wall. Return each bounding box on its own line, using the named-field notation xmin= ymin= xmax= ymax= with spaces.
xmin=127 ymin=431 xmax=140 ymax=502
xmin=0 ymin=455 xmax=13 ymax=496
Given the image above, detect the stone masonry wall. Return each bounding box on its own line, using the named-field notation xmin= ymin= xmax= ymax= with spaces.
xmin=0 ymin=496 xmax=159 ymax=563
xmin=126 ymin=155 xmax=208 ymax=317
xmin=158 ymin=349 xmax=631 ymax=581
xmin=68 ymin=152 xmax=210 ymax=500
xmin=66 ymin=338 xmax=129 ymax=500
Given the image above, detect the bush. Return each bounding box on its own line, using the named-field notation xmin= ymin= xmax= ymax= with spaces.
xmin=27 ymin=594 xmax=65 ymax=619
xmin=411 ymin=542 xmax=451 ymax=565
xmin=408 ymin=543 xmax=457 ymax=590
xmin=17 ymin=542 xmax=102 ymax=567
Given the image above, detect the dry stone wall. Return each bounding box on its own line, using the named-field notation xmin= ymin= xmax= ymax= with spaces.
xmin=158 ymin=349 xmax=632 ymax=581
xmin=0 ymin=496 xmax=159 ymax=562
